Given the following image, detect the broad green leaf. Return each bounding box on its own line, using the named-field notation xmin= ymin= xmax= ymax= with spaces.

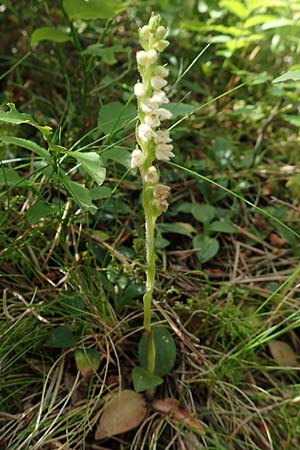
xmin=91 ymin=185 xmax=112 ymax=200
xmin=273 ymin=70 xmax=300 ymax=84
xmin=82 ymin=44 xmax=128 ymax=65
xmin=164 ymin=102 xmax=196 ymax=119
xmin=261 ymin=18 xmax=292 ymax=30
xmin=281 ymin=115 xmax=300 ymax=127
xmin=158 ymin=222 xmax=197 ymax=238
xmin=220 ymin=0 xmax=248 ymax=19
xmin=0 ymin=103 xmax=52 ymax=140
xmin=100 ymin=146 xmax=131 ymax=167
xmin=70 ymin=151 xmax=106 ymax=185
xmin=26 ymin=200 xmax=58 ymax=224
xmin=208 ymin=220 xmax=236 ymax=234
xmin=0 ymin=167 xmax=29 ymax=187
xmin=45 ymin=326 xmax=78 ymax=348
xmin=0 ymin=136 xmax=51 ymax=162
xmin=98 ymin=101 xmax=136 ymax=135
xmin=63 ymin=0 xmax=127 ymax=20
xmin=31 ymin=27 xmax=71 ymax=45
xmin=138 ymin=326 xmax=177 ymax=377
xmin=62 ymin=175 xmax=97 ymax=213
xmin=191 ymin=204 xmax=215 ymax=223
xmin=132 ymin=367 xmax=163 ymax=393
xmin=74 ymin=348 xmax=101 ymax=379
xmin=193 ymin=235 xmax=220 ymax=263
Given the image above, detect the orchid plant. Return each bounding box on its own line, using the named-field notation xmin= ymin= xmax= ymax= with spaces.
xmin=131 ymin=14 xmax=176 ymax=393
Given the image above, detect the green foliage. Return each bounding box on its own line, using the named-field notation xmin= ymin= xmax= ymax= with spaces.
xmin=63 ymin=0 xmax=127 ymax=20
xmin=31 ymin=27 xmax=71 ymax=45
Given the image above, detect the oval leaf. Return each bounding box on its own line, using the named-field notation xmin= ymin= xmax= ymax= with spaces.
xmin=273 ymin=70 xmax=300 ymax=84
xmin=138 ymin=326 xmax=176 ymax=377
xmin=31 ymin=27 xmax=71 ymax=45
xmin=132 ymin=366 xmax=163 ymax=393
xmin=45 ymin=326 xmax=78 ymax=348
xmin=268 ymin=340 xmax=298 ymax=367
xmin=70 ymin=151 xmax=106 ymax=185
xmin=192 ymin=235 xmax=220 ymax=263
xmin=74 ymin=348 xmax=101 ymax=379
xmin=95 ymin=390 xmax=147 ymax=440
xmin=63 ymin=0 xmax=127 ymax=20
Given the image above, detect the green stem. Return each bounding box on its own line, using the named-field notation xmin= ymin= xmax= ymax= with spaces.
xmin=142 ymin=186 xmax=157 ymax=375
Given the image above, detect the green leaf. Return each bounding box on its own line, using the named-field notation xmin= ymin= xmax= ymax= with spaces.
xmin=220 ymin=0 xmax=248 ymax=19
xmin=191 ymin=204 xmax=215 ymax=223
xmin=82 ymin=44 xmax=128 ymax=65
xmin=62 ymin=174 xmax=97 ymax=213
xmin=58 ymin=292 xmax=86 ymax=319
xmin=91 ymin=185 xmax=112 ymax=200
xmin=74 ymin=348 xmax=101 ymax=379
xmin=70 ymin=151 xmax=106 ymax=185
xmin=0 ymin=167 xmax=29 ymax=187
xmin=164 ymin=102 xmax=196 ymax=119
xmin=138 ymin=326 xmax=177 ymax=377
xmin=63 ymin=0 xmax=127 ymax=20
xmin=272 ymin=70 xmax=300 ymax=84
xmin=26 ymin=200 xmax=58 ymax=224
xmin=0 ymin=136 xmax=51 ymax=162
xmin=158 ymin=222 xmax=196 ymax=238
xmin=98 ymin=101 xmax=136 ymax=135
xmin=100 ymin=146 xmax=131 ymax=167
xmin=208 ymin=220 xmax=236 ymax=234
xmin=132 ymin=367 xmax=163 ymax=393
xmin=0 ymin=103 xmax=52 ymax=140
xmin=31 ymin=27 xmax=71 ymax=45
xmin=45 ymin=326 xmax=78 ymax=348
xmin=193 ymin=235 xmax=220 ymax=263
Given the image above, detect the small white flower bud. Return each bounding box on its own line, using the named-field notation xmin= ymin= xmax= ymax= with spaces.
xmin=157 ymin=108 xmax=173 ymax=120
xmin=130 ymin=149 xmax=145 ymax=168
xmin=154 ymin=39 xmax=169 ymax=52
xmin=155 ymin=65 xmax=169 ymax=78
xmin=144 ymin=166 xmax=159 ymax=184
xmin=136 ymin=50 xmax=148 ymax=65
xmin=147 ymin=49 xmax=158 ymax=64
xmin=138 ymin=124 xmax=156 ymax=143
xmin=139 ymin=25 xmax=151 ymax=41
xmin=134 ymin=82 xmax=146 ymax=97
xmin=156 ymin=143 xmax=175 ymax=161
xmin=149 ymin=14 xmax=160 ymax=32
xmin=156 ymin=25 xmax=166 ymax=40
xmin=151 ymin=76 xmax=168 ymax=90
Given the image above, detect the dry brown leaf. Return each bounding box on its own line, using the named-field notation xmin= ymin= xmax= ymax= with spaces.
xmin=268 ymin=340 xmax=298 ymax=367
xmin=95 ymin=390 xmax=147 ymax=440
xmin=152 ymin=398 xmax=205 ymax=436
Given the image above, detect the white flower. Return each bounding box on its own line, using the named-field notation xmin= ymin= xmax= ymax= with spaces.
xmin=154 ymin=40 xmax=169 ymax=52
xmin=140 ymin=99 xmax=155 ymax=113
xmin=144 ymin=166 xmax=159 ymax=184
xmin=138 ymin=124 xmax=156 ymax=143
xmin=151 ymin=91 xmax=169 ymax=106
xmin=155 ymin=65 xmax=169 ymax=78
xmin=144 ymin=112 xmax=161 ymax=128
xmin=130 ymin=149 xmax=145 ymax=168
xmin=146 ymin=49 xmax=158 ymax=64
xmin=136 ymin=49 xmax=157 ymax=65
xmin=134 ymin=82 xmax=146 ymax=97
xmin=136 ymin=50 xmax=148 ymax=65
xmin=155 ymin=143 xmax=175 ymax=161
xmin=151 ymin=76 xmax=168 ymax=90
xmin=155 ymin=130 xmax=172 ymax=144
xmin=157 ymin=108 xmax=173 ymax=120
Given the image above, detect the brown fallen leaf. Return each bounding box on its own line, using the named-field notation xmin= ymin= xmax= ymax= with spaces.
xmin=268 ymin=340 xmax=298 ymax=367
xmin=152 ymin=398 xmax=205 ymax=436
xmin=95 ymin=390 xmax=147 ymax=440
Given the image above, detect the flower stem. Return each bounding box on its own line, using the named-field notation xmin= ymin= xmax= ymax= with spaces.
xmin=142 ymin=186 xmax=157 ymax=374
